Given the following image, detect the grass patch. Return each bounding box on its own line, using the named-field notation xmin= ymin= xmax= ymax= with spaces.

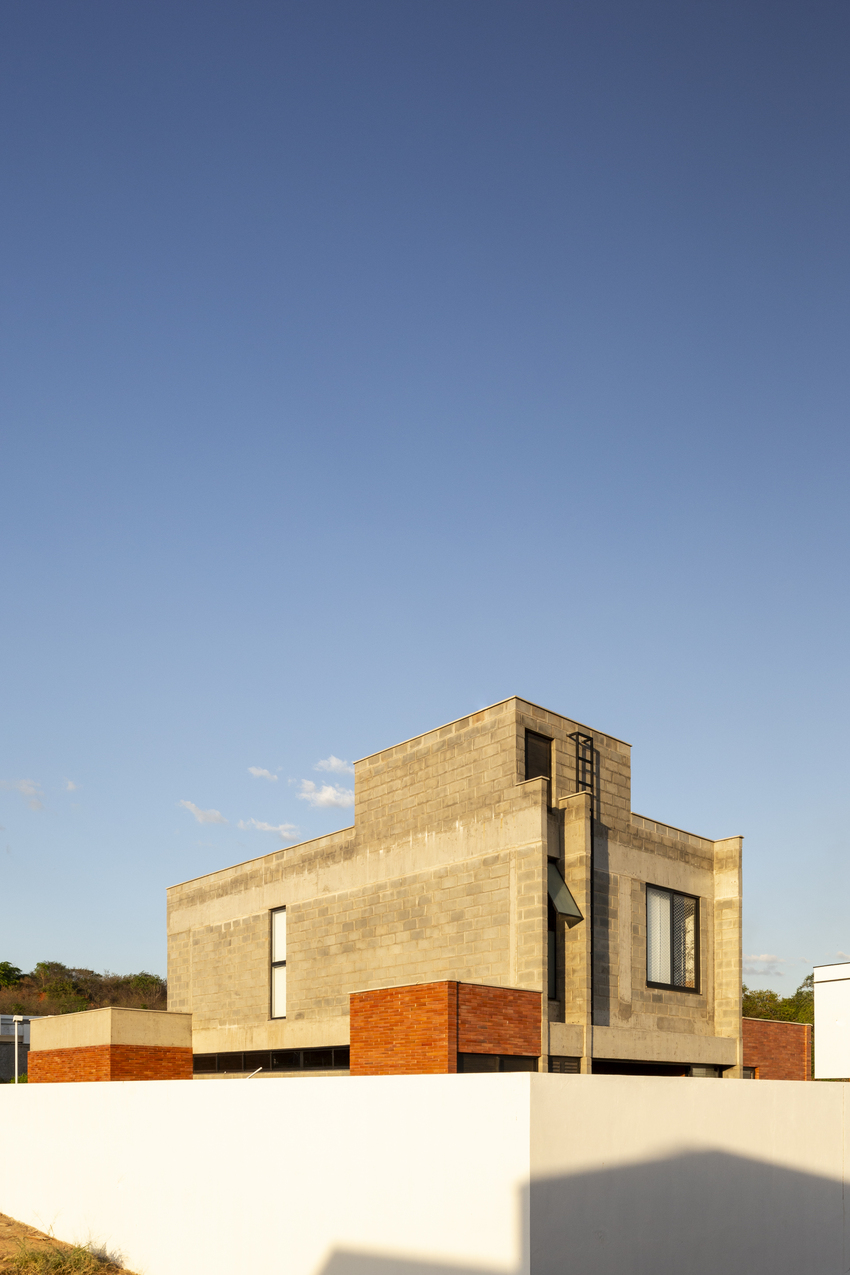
xmin=11 ymin=1240 xmax=124 ymax=1273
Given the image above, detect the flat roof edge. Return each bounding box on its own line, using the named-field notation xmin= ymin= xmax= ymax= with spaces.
xmin=354 ymin=696 xmax=630 ymax=764
xmin=632 ymin=812 xmax=740 ymax=845
xmin=167 ymin=825 xmax=356 ymax=891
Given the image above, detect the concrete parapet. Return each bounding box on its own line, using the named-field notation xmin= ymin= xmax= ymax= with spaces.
xmin=29 ymin=1008 xmax=193 ymax=1083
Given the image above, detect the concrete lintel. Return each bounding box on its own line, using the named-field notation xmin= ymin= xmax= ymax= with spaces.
xmin=591 ymin=1026 xmax=738 ymax=1067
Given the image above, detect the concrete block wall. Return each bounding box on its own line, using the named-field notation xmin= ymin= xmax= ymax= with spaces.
xmin=167 ymin=696 xmax=742 ymax=1073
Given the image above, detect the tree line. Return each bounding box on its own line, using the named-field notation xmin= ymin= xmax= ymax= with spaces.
xmin=0 ymin=960 xmax=166 ymax=1017
xmin=741 ymin=973 xmax=813 ymax=1024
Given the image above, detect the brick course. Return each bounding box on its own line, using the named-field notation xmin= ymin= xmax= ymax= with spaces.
xmin=28 ymin=1045 xmax=193 ymax=1083
xmin=457 ymin=983 xmax=541 ymax=1056
xmin=350 ymin=981 xmax=541 ymax=1075
xmin=742 ymin=1018 xmax=811 ymax=1081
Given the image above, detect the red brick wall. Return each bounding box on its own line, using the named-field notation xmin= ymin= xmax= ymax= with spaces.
xmin=742 ymin=1018 xmax=812 ymax=1081
xmin=350 ymin=982 xmax=458 ymax=1075
xmin=350 ymin=981 xmax=542 ymax=1075
xmin=28 ymin=1045 xmax=193 ymax=1083
xmin=457 ymin=983 xmax=541 ymax=1056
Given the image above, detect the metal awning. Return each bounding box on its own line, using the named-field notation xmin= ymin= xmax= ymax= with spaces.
xmin=548 ymin=862 xmax=583 ymax=928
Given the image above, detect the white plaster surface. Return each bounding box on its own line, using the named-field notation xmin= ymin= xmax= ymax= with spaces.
xmin=815 ymin=963 xmax=850 ymax=1078
xmin=0 ymin=1074 xmax=848 ymax=1275
xmin=0 ymin=1075 xmax=529 ymax=1275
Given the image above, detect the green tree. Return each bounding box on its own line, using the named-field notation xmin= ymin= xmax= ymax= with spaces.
xmin=0 ymin=962 xmax=22 ymax=988
xmin=742 ymin=974 xmax=813 ymax=1024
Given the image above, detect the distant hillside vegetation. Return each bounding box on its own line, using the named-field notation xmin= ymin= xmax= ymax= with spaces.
xmin=0 ymin=960 xmax=166 ymax=1016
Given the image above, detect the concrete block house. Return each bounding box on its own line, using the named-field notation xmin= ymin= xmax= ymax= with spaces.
xmin=167 ymin=697 xmax=755 ymax=1079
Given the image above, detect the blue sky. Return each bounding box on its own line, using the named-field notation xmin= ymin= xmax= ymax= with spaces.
xmin=1 ymin=1 xmax=848 ymax=988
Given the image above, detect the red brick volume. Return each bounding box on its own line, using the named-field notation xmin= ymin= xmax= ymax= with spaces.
xmin=28 ymin=1045 xmax=193 ymax=1083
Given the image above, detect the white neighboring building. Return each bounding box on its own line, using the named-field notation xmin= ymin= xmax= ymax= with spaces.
xmin=813 ymin=963 xmax=850 ymax=1079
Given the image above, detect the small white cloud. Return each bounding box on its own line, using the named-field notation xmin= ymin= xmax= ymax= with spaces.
xmin=64 ymin=779 xmax=77 ymax=792
xmin=237 ymin=818 xmax=297 ymax=838
xmin=179 ymin=800 xmax=227 ymax=825
xmin=248 ymin=767 xmax=278 ymax=781
xmin=0 ymin=779 xmax=44 ymax=811
xmin=315 ymin=755 xmax=355 ymax=776
xmin=298 ymin=779 xmax=354 ymax=809
xmin=743 ymin=953 xmax=784 ymax=978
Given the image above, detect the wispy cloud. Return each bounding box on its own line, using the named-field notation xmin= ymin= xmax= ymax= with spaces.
xmin=743 ymin=953 xmax=784 ymax=978
xmin=0 ymin=779 xmax=44 ymax=811
xmin=315 ymin=755 xmax=355 ymax=776
xmin=64 ymin=779 xmax=78 ymax=792
xmin=248 ymin=767 xmax=278 ymax=781
xmin=238 ymin=818 xmax=297 ymax=838
xmin=298 ymin=780 xmax=354 ymax=809
xmin=179 ymin=800 xmax=227 ymax=825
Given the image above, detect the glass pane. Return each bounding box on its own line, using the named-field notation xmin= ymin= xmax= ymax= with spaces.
xmin=458 ymin=1053 xmax=499 ymax=1072
xmin=271 ymin=1050 xmax=302 ymax=1070
xmin=672 ymin=893 xmax=696 ymax=989
xmin=193 ymin=1054 xmax=217 ymax=1073
xmin=500 ymin=1056 xmax=538 ymax=1072
xmin=243 ymin=1051 xmax=271 ymax=1071
xmin=525 ymin=731 xmax=552 ymax=781
xmin=303 ymin=1048 xmax=333 ymax=1069
xmin=217 ymin=1053 xmax=243 ymax=1073
xmin=272 ymin=908 xmax=286 ymax=963
xmin=646 ymin=887 xmax=671 ymax=984
xmin=271 ymin=963 xmax=286 ymax=1018
xmin=548 ymin=930 xmax=556 ymax=1000
xmin=333 ymin=1047 xmax=351 ymax=1069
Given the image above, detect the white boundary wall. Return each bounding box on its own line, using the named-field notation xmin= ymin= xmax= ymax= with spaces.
xmin=0 ymin=1074 xmax=848 ymax=1275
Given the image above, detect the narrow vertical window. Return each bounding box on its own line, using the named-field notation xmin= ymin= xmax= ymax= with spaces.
xmin=525 ymin=730 xmax=552 ymax=782
xmin=646 ymin=886 xmax=698 ymax=991
xmin=646 ymin=887 xmax=671 ymax=984
xmin=547 ymin=897 xmax=557 ymax=1000
xmin=271 ymin=907 xmax=286 ymax=1018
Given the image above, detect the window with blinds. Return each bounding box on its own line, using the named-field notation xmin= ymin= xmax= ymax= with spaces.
xmin=271 ymin=907 xmax=286 ymax=1018
xmin=646 ymin=885 xmax=698 ymax=991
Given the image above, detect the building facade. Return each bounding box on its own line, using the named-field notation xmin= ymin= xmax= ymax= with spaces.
xmin=167 ymin=697 xmax=744 ymax=1076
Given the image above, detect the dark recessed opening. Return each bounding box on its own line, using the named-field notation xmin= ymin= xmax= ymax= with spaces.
xmin=458 ymin=1054 xmax=538 ymax=1073
xmin=525 ymin=730 xmax=552 ymax=782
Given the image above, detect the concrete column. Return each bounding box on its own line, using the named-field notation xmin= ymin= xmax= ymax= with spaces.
xmin=713 ymin=835 xmax=743 ymax=1078
xmin=559 ymin=792 xmax=592 ymax=1072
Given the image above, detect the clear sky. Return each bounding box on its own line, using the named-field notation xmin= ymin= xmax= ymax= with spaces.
xmin=1 ymin=1 xmax=848 ymax=989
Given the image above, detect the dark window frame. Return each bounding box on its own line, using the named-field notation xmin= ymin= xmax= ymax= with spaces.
xmin=192 ymin=1046 xmax=350 ymax=1075
xmin=270 ymin=906 xmax=286 ymax=1020
xmin=645 ymin=883 xmax=701 ymax=995
xmin=457 ymin=1053 xmax=539 ymax=1073
xmin=525 ymin=730 xmax=552 ymax=783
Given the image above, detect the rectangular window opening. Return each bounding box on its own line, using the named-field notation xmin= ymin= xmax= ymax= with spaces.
xmin=525 ymin=730 xmax=552 ymax=783
xmin=271 ymin=906 xmax=286 ymax=1019
xmin=458 ymin=1054 xmax=539 ymax=1073
xmin=646 ymin=885 xmax=699 ymax=992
